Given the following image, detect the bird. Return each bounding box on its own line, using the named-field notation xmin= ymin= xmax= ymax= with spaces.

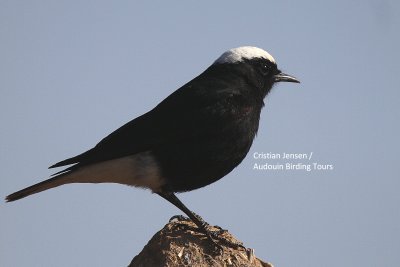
xmin=6 ymin=46 xmax=299 ymax=248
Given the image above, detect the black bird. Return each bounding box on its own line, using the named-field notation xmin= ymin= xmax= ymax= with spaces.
xmin=6 ymin=46 xmax=299 ymax=247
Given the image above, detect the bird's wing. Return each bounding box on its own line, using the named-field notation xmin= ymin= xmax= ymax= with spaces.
xmin=49 ymin=110 xmax=162 ymax=169
xmin=49 ymin=68 xmax=245 ymax=171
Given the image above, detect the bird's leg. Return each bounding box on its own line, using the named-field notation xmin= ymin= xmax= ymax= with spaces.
xmin=158 ymin=191 xmax=222 ymax=249
xmin=157 ymin=191 xmax=245 ymax=250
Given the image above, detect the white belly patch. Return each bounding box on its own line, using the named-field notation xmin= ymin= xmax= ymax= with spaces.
xmin=63 ymin=151 xmax=164 ymax=192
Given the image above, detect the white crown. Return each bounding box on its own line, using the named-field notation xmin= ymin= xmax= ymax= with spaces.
xmin=215 ymin=46 xmax=276 ymax=64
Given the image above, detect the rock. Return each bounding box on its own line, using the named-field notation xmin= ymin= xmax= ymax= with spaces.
xmin=128 ymin=216 xmax=273 ymax=267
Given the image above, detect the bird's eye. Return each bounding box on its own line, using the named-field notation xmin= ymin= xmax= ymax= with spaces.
xmin=260 ymin=64 xmax=271 ymax=75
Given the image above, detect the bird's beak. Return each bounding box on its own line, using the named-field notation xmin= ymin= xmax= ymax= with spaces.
xmin=274 ymin=72 xmax=300 ymax=83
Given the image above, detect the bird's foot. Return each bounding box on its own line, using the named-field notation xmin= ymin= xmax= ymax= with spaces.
xmin=169 ymin=214 xmax=192 ymax=223
xmin=169 ymin=214 xmax=199 ymax=232
xmin=192 ymin=212 xmax=246 ymax=250
xmin=201 ymin=224 xmax=245 ymax=251
xmin=169 ymin=214 xmax=245 ymax=251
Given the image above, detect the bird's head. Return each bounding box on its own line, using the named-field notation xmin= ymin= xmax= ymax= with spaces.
xmin=214 ymin=46 xmax=300 ymax=98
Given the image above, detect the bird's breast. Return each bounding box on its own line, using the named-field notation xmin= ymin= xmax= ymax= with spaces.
xmin=155 ymin=103 xmax=262 ymax=193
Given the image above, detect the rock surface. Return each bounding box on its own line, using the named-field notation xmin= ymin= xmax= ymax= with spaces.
xmin=128 ymin=217 xmax=273 ymax=267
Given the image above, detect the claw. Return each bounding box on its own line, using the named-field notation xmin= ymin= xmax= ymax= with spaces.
xmin=193 ymin=217 xmax=245 ymax=250
xmin=169 ymin=215 xmax=190 ymax=223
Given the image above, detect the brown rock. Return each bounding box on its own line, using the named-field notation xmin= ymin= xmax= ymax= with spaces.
xmin=128 ymin=217 xmax=273 ymax=267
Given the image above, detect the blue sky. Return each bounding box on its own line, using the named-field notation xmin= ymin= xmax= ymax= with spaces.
xmin=1 ymin=1 xmax=399 ymax=266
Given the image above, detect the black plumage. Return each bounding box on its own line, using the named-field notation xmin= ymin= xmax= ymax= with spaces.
xmin=6 ymin=46 xmax=299 ymax=248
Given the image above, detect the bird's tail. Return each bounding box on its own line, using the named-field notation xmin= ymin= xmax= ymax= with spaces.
xmin=6 ymin=155 xmax=158 ymax=202
xmin=5 ymin=175 xmax=72 ymax=202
